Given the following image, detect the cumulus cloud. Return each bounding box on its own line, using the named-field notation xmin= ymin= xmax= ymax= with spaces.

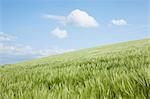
xmin=67 ymin=9 xmax=99 ymax=27
xmin=0 ymin=32 xmax=16 ymax=41
xmin=111 ymin=19 xmax=128 ymax=26
xmin=50 ymin=27 xmax=68 ymax=39
xmin=43 ymin=9 xmax=99 ymax=28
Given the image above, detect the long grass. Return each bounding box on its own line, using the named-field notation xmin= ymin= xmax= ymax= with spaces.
xmin=0 ymin=39 xmax=150 ymax=99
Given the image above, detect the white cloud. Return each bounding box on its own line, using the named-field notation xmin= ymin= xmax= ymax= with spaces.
xmin=111 ymin=19 xmax=127 ymax=26
xmin=67 ymin=9 xmax=99 ymax=27
xmin=0 ymin=43 xmax=33 ymax=55
xmin=0 ymin=32 xmax=16 ymax=41
xmin=37 ymin=48 xmax=74 ymax=58
xmin=43 ymin=9 xmax=99 ymax=28
xmin=0 ymin=43 xmax=74 ymax=64
xmin=50 ymin=27 xmax=68 ymax=39
xmin=0 ymin=32 xmax=74 ymax=64
xmin=0 ymin=43 xmax=73 ymax=57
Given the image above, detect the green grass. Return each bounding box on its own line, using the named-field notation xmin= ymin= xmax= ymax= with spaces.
xmin=0 ymin=38 xmax=150 ymax=99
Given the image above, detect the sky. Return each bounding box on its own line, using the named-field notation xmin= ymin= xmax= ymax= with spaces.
xmin=0 ymin=0 xmax=149 ymax=64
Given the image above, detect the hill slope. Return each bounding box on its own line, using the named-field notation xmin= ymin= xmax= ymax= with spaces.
xmin=0 ymin=39 xmax=150 ymax=99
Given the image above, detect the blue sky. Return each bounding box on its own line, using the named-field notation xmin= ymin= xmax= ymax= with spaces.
xmin=0 ymin=0 xmax=149 ymax=64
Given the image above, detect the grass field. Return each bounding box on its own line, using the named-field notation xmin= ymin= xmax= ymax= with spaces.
xmin=0 ymin=39 xmax=150 ymax=99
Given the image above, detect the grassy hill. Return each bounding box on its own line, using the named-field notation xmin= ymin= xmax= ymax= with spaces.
xmin=0 ymin=39 xmax=150 ymax=99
